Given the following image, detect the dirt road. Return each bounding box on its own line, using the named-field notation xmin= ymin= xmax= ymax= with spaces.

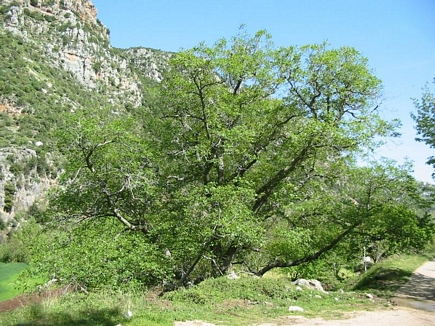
xmin=278 ymin=308 xmax=434 ymax=326
xmin=176 ymin=261 xmax=435 ymax=326
xmin=279 ymin=261 xmax=435 ymax=326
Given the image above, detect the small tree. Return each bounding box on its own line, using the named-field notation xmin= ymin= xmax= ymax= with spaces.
xmin=412 ymin=79 xmax=435 ymax=178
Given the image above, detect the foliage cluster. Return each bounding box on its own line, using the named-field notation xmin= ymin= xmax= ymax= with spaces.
xmin=3 ymin=182 xmax=16 ymax=213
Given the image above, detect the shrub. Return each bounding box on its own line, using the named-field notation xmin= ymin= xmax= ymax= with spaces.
xmin=61 ymin=35 xmax=71 ymax=46
xmin=9 ymin=162 xmax=23 ymax=176
xmin=164 ymin=276 xmax=300 ymax=304
xmin=3 ymin=182 xmax=16 ymax=213
xmin=0 ymin=6 xmax=10 ymax=15
xmin=0 ymin=218 xmax=42 ymax=263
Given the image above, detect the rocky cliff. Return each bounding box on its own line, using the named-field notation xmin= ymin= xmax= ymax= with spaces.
xmin=0 ymin=0 xmax=171 ymax=223
xmin=2 ymin=0 xmax=143 ymax=105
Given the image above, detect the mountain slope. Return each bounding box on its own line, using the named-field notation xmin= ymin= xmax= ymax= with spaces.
xmin=0 ymin=0 xmax=171 ymax=223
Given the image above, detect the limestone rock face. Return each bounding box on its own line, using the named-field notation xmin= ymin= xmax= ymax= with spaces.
xmin=0 ymin=0 xmax=171 ymax=222
xmin=4 ymin=0 xmax=102 ymax=31
xmin=126 ymin=47 xmax=172 ymax=83
xmin=0 ymin=147 xmax=52 ymax=221
xmin=1 ymin=0 xmax=169 ymax=108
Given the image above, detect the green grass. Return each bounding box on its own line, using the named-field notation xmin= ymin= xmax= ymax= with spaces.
xmin=0 ymin=262 xmax=28 ymax=302
xmin=0 ymin=275 xmax=383 ymax=326
xmin=347 ymin=254 xmax=428 ymax=296
xmin=0 ymin=254 xmax=429 ymax=326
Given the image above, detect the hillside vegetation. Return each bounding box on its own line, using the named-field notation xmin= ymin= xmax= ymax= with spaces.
xmin=0 ymin=0 xmax=168 ymax=221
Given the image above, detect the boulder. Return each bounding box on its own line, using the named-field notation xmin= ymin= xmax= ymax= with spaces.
xmin=227 ymin=271 xmax=239 ymax=280
xmin=292 ymin=279 xmax=326 ymax=293
xmin=289 ymin=306 xmax=304 ymax=312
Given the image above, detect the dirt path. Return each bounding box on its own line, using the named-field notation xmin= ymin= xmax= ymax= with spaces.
xmin=277 ymin=261 xmax=435 ymax=325
xmin=394 ymin=261 xmax=435 ymax=301
xmin=0 ymin=286 xmax=70 ymax=312
xmin=282 ymin=261 xmax=435 ymax=326
xmin=176 ymin=261 xmax=435 ymax=326
xmin=276 ymin=308 xmax=434 ymax=326
xmin=175 ymin=308 xmax=434 ymax=326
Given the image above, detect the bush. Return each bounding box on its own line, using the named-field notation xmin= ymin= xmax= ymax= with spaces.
xmin=164 ymin=276 xmax=300 ymax=304
xmin=9 ymin=162 xmax=23 ymax=176
xmin=61 ymin=35 xmax=71 ymax=46
xmin=25 ymin=219 xmax=172 ymax=291
xmin=3 ymin=182 xmax=16 ymax=213
xmin=0 ymin=6 xmax=10 ymax=15
xmin=0 ymin=218 xmax=42 ymax=263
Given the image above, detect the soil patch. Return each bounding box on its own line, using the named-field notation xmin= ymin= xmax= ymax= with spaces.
xmin=276 ymin=308 xmax=434 ymax=326
xmin=0 ymin=286 xmax=69 ymax=312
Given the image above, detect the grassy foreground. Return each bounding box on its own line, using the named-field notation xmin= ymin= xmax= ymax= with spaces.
xmin=350 ymin=254 xmax=428 ymax=296
xmin=0 ymin=262 xmax=28 ymax=302
xmin=0 ymin=254 xmax=428 ymax=326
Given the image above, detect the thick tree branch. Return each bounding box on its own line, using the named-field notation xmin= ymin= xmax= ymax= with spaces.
xmin=253 ymin=145 xmax=311 ymax=212
xmin=255 ymin=220 xmax=361 ymax=276
xmin=228 ymin=113 xmax=298 ymax=183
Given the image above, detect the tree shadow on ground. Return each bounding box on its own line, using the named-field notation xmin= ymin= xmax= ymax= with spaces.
xmin=13 ymin=306 xmax=126 ymax=326
xmin=353 ymin=264 xmax=435 ymax=301
xmin=352 ymin=267 xmax=413 ymax=292
xmin=394 ymin=271 xmax=435 ymax=300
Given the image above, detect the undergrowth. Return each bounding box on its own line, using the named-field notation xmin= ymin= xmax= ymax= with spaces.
xmin=0 ymin=254 xmax=428 ymax=325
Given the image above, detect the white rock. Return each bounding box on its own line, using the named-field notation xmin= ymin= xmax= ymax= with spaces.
xmin=365 ymin=293 xmax=373 ymax=299
xmin=227 ymin=271 xmax=239 ymax=280
xmin=296 ymin=286 xmax=303 ymax=291
xmin=174 ymin=321 xmax=216 ymax=326
xmin=292 ymin=279 xmax=326 ymax=293
xmin=288 ymin=306 xmax=304 ymax=312
xmin=35 ymin=141 xmax=43 ymax=147
xmin=164 ymin=248 xmax=172 ymax=257
xmin=122 ymin=310 xmax=133 ymax=319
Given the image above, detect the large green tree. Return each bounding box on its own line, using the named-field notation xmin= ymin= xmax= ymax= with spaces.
xmin=412 ymin=79 xmax=435 ymax=177
xmin=148 ymin=30 xmax=395 ymax=280
xmin=43 ymin=30 xmax=432 ymax=289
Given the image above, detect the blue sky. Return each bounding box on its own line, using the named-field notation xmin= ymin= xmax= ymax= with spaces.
xmin=92 ymin=0 xmax=435 ymax=183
